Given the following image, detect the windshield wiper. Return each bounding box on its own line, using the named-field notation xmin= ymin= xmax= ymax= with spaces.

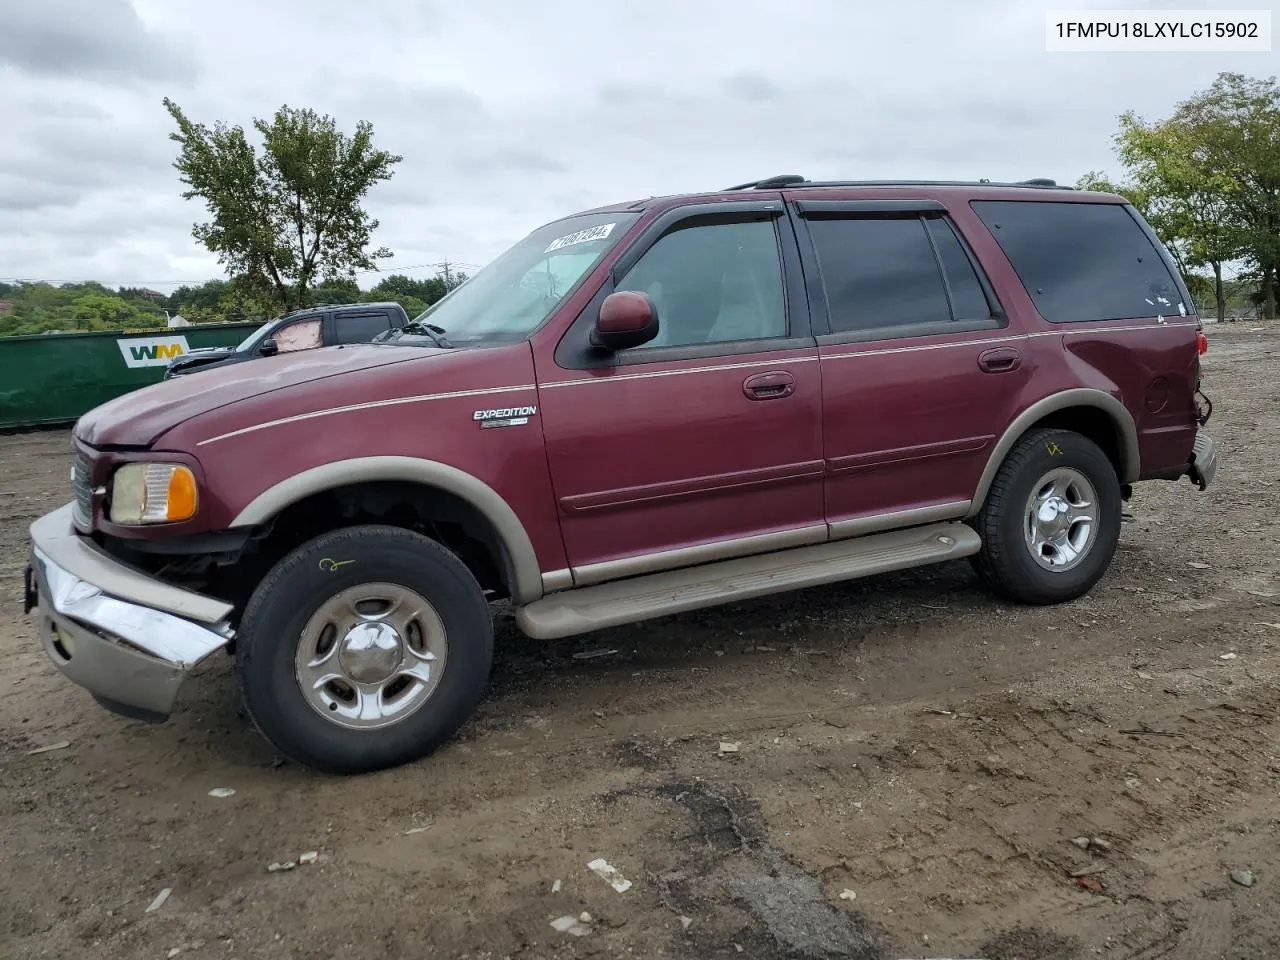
xmin=384 ymin=320 xmax=453 ymax=349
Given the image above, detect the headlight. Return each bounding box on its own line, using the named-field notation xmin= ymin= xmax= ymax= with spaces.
xmin=109 ymin=463 xmax=199 ymax=524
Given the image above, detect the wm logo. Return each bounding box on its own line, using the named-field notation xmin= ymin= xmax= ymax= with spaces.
xmin=129 ymin=343 xmax=183 ymax=361
xmin=117 ymin=336 xmax=191 ymax=369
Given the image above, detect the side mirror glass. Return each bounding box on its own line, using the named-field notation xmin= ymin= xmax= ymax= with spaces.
xmin=591 ymin=291 xmax=659 ymax=351
xmin=259 ymin=338 xmax=279 ymax=356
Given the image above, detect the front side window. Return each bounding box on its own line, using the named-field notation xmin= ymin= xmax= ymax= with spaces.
xmin=402 ymin=212 xmax=639 ymax=344
xmin=274 ymin=318 xmax=323 ymax=352
xmin=334 ymin=312 xmax=391 ymax=345
xmin=971 ymin=200 xmax=1186 ymax=323
xmin=615 ymin=219 xmax=786 ymax=349
xmin=806 ymin=215 xmax=994 ymax=336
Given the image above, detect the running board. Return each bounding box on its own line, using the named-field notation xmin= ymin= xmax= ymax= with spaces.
xmin=516 ymin=522 xmax=981 ymax=640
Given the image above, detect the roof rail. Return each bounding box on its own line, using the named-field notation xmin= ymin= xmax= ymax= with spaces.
xmin=722 ymin=174 xmax=807 ymax=191
xmin=722 ymin=176 xmax=1073 ymax=192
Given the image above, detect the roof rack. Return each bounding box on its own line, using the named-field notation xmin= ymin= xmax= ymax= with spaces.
xmin=721 ymin=175 xmax=1073 ymax=191
xmin=722 ymin=175 xmax=808 ymax=191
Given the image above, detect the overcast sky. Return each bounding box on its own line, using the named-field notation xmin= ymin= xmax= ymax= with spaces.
xmin=0 ymin=0 xmax=1273 ymax=290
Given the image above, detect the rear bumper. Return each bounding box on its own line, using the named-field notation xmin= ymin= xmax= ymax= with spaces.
xmin=1187 ymin=431 xmax=1219 ymax=491
xmin=26 ymin=504 xmax=235 ymax=722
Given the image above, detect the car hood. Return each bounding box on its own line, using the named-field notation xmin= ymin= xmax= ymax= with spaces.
xmin=176 ymin=346 xmax=236 ymax=359
xmin=169 ymin=346 xmax=237 ymax=368
xmin=77 ymin=344 xmax=444 ymax=447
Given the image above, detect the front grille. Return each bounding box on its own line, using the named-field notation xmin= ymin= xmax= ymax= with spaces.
xmin=72 ymin=454 xmax=93 ymax=523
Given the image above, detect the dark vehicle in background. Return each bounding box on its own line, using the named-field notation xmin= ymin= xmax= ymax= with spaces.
xmin=163 ymin=302 xmax=411 ymax=379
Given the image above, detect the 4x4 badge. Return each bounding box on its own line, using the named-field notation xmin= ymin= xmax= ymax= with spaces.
xmin=473 ymin=405 xmax=537 ymax=429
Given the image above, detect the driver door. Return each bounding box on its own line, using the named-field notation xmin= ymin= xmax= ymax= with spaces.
xmin=535 ymin=201 xmax=825 ymax=584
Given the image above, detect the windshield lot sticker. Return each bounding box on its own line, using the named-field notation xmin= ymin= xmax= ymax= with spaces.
xmin=544 ymin=223 xmax=615 ymax=253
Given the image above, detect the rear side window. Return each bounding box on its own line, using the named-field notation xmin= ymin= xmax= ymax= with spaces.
xmin=804 ymin=215 xmax=996 ymax=337
xmin=971 ymin=200 xmax=1186 ymax=323
xmin=334 ymin=312 xmax=392 ymax=344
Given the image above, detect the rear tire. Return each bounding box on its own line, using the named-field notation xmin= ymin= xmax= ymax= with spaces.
xmin=236 ymin=525 xmax=492 ymax=774
xmin=970 ymin=429 xmax=1121 ymax=605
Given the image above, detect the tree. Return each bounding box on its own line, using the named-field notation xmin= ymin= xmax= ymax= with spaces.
xmin=164 ymin=98 xmax=403 ymax=311
xmin=368 ymin=273 xmax=449 ymax=305
xmin=67 ymin=293 xmax=164 ymax=331
xmin=310 ymin=276 xmax=363 ymax=305
xmin=1116 ymin=111 xmax=1247 ymax=322
xmin=168 ymin=278 xmax=231 ymax=312
xmin=365 ymin=271 xmax=465 ymax=318
xmin=1116 ymin=73 xmax=1280 ymax=319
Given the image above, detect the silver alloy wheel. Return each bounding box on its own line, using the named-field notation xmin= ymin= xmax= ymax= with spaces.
xmin=1024 ymin=467 xmax=1100 ymax=572
xmin=294 ymin=582 xmax=448 ymax=730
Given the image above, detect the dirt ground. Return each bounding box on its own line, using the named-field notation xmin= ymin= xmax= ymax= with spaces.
xmin=2 ymin=322 xmax=1279 ymax=960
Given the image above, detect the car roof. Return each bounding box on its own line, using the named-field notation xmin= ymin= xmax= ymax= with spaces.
xmin=273 ymin=301 xmax=406 ymax=322
xmin=563 ymin=176 xmax=1128 ymax=221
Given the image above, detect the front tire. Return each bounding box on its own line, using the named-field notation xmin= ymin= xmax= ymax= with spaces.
xmin=971 ymin=429 xmax=1122 ymax=605
xmin=236 ymin=525 xmax=493 ymax=774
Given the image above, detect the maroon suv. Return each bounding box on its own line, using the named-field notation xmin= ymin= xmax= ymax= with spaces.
xmin=25 ymin=175 xmax=1219 ymax=774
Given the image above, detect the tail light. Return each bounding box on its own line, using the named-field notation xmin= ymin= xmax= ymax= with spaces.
xmin=1196 ymin=330 xmax=1208 ymax=355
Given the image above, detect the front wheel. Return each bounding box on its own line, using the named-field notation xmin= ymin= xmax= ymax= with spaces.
xmin=236 ymin=525 xmax=493 ymax=774
xmin=970 ymin=428 xmax=1122 ymax=605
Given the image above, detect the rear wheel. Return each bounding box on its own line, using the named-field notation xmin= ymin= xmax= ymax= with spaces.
xmin=971 ymin=429 xmax=1122 ymax=605
xmin=236 ymin=525 xmax=492 ymax=774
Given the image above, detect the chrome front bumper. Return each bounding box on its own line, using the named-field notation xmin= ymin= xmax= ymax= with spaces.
xmin=25 ymin=504 xmax=235 ymax=722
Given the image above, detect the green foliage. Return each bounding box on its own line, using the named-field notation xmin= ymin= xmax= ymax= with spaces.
xmin=310 ymin=276 xmax=363 ymax=305
xmin=69 ymin=293 xmax=166 ymax=331
xmin=0 ymin=265 xmax=460 ymax=336
xmin=369 ymin=273 xmax=447 ymax=302
xmin=163 ymin=98 xmax=402 ymax=311
xmin=167 ymin=278 xmax=230 ymax=311
xmin=1098 ymin=72 xmax=1280 ymax=319
xmin=0 ymin=284 xmax=167 ymax=336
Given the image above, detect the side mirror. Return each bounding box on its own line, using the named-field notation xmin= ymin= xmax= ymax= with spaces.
xmin=590 ymin=291 xmax=659 ymax=351
xmin=259 ymin=338 xmax=279 ymax=357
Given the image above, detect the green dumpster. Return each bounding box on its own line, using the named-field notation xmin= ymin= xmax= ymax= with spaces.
xmin=0 ymin=322 xmax=260 ymax=430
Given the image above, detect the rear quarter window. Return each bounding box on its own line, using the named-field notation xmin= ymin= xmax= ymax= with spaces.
xmin=970 ymin=200 xmax=1187 ymax=323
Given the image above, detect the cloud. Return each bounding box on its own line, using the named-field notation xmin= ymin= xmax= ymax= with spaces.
xmin=722 ymin=72 xmax=783 ymax=103
xmin=0 ymin=0 xmax=1261 ymax=289
xmin=454 ymin=148 xmax=569 ymax=176
xmin=0 ymin=0 xmax=194 ymax=84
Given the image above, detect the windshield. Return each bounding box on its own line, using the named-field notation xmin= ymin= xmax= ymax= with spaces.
xmin=236 ymin=320 xmax=273 ymax=352
xmin=400 ymin=211 xmax=639 ymax=344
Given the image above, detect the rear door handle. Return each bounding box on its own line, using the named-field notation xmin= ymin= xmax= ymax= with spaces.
xmin=743 ymin=371 xmax=795 ymax=400
xmin=977 ymin=347 xmax=1022 ymax=374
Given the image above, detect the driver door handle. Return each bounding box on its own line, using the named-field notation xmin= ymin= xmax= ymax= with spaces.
xmin=743 ymin=371 xmax=795 ymax=400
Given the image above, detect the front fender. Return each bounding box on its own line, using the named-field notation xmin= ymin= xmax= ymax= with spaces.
xmin=230 ymin=456 xmax=545 ymax=603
